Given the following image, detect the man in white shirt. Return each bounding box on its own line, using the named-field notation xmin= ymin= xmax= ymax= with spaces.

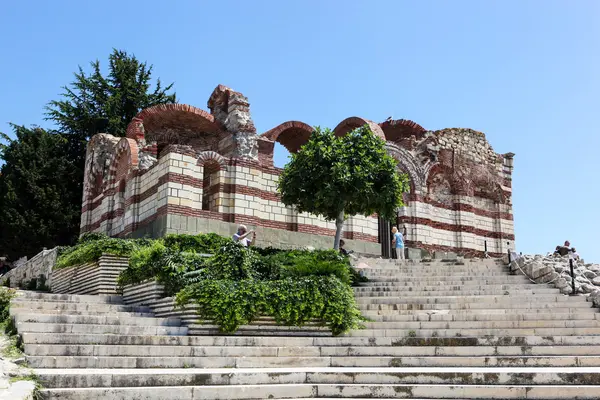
xmin=232 ymin=224 xmax=256 ymax=247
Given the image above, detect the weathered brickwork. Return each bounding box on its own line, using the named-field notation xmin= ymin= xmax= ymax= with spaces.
xmin=81 ymin=84 xmax=515 ymax=256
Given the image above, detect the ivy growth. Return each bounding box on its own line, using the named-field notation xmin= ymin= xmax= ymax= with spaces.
xmin=58 ymin=233 xmax=367 ymax=335
xmin=176 ymin=276 xmax=363 ymax=335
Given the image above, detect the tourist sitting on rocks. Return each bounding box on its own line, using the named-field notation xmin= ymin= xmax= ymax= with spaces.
xmin=232 ymin=224 xmax=256 ymax=247
xmin=339 ymin=240 xmax=358 ymax=260
xmin=339 ymin=240 xmax=351 ymax=256
xmin=571 ymin=248 xmax=580 ymax=261
xmin=554 ymin=240 xmax=571 ymax=257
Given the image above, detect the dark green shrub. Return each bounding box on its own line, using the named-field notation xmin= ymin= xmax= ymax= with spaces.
xmin=260 ymin=249 xmax=354 ymax=285
xmin=203 ymin=241 xmax=259 ymax=280
xmin=55 ymin=238 xmax=148 ymax=269
xmin=119 ymin=240 xmax=167 ymax=286
xmin=118 ymin=240 xmax=210 ymax=295
xmin=176 ymin=276 xmax=363 ymax=335
xmin=25 ymin=279 xmax=37 ymax=291
xmin=163 ymin=233 xmax=230 ymax=253
xmin=77 ymin=232 xmax=109 ymax=244
xmin=0 ymin=287 xmax=16 ymax=323
xmin=36 ymin=275 xmax=51 ymax=292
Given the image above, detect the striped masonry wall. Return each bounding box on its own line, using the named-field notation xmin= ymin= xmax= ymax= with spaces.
xmin=81 ymin=145 xmax=514 ymax=257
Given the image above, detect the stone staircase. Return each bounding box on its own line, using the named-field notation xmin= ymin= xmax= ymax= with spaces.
xmin=9 ymin=258 xmax=600 ymax=399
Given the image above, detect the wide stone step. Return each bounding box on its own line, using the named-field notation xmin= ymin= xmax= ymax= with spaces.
xmin=12 ymin=313 xmax=181 ymax=327
xmin=15 ymin=322 xmax=188 ymax=335
xmin=10 ymin=308 xmax=155 ymax=318
xmin=357 ymin=294 xmax=583 ymax=304
xmin=362 ymin=311 xmax=599 ymax=322
xmin=360 ymin=303 xmax=592 ymax=311
xmin=12 ymin=291 xmax=124 ymax=304
xmin=353 ymin=283 xmax=550 ymax=292
xmin=21 ymin=333 xmax=600 ymax=347
xmin=36 ymin=381 xmax=600 ymax=399
xmin=364 ymin=271 xmax=513 ymax=277
xmin=362 ymin=277 xmax=531 ymax=285
xmin=356 ymin=260 xmax=504 ymax=268
xmin=33 ymin=366 xmax=600 ymax=388
xmin=331 ymin=356 xmax=600 ymax=367
xmin=362 ymin=266 xmax=509 ymax=272
xmin=365 ymin=273 xmax=524 ymax=280
xmin=363 ymin=306 xmax=594 ymax=314
xmin=354 ymin=289 xmax=559 ymax=297
xmin=360 ymin=266 xmax=511 ymax=273
xmin=9 ymin=300 xmax=152 ymax=314
xmin=346 ymin=327 xmax=600 ymax=337
xmin=363 ymin=319 xmax=600 ymax=330
xmin=31 ymin=354 xmax=593 ymax=369
xmin=25 ymin=353 xmax=600 ymax=369
xmin=25 ymin=343 xmax=600 ymax=358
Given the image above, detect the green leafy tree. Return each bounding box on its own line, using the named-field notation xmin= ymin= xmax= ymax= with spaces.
xmin=278 ymin=125 xmax=409 ymax=249
xmin=0 ymin=126 xmax=81 ymax=259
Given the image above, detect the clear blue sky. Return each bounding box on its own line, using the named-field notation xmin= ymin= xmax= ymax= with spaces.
xmin=1 ymin=1 xmax=598 ymax=262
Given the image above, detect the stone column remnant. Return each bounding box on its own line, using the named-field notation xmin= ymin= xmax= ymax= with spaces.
xmin=208 ymin=85 xmax=258 ymax=160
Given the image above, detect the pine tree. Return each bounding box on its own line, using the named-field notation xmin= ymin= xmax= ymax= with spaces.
xmin=0 ymin=126 xmax=80 ymax=259
xmin=46 ymin=49 xmax=176 ymax=169
xmin=0 ymin=50 xmax=176 ymax=260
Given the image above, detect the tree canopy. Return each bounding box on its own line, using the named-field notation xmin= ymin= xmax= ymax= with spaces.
xmin=46 ymin=48 xmax=176 ymax=140
xmin=0 ymin=126 xmax=81 ymax=259
xmin=277 ymin=125 xmax=409 ymax=249
xmin=46 ymin=49 xmax=177 ymax=171
xmin=0 ymin=49 xmax=176 ymax=261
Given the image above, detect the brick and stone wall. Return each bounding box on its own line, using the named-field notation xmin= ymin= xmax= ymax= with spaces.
xmin=80 ymin=84 xmax=514 ymax=257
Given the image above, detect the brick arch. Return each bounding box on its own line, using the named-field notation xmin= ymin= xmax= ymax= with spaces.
xmin=125 ymin=104 xmax=224 ymax=144
xmin=107 ymin=138 xmax=139 ymax=187
xmin=385 ymin=143 xmax=430 ymax=193
xmin=380 ymin=119 xmax=427 ymax=143
xmin=261 ymin=121 xmax=314 ymax=153
xmin=197 ymin=151 xmax=228 ymax=170
xmin=333 ymin=117 xmax=386 ymax=140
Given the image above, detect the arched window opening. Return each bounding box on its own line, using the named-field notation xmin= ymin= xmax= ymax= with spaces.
xmin=201 ymin=161 xmax=222 ymax=212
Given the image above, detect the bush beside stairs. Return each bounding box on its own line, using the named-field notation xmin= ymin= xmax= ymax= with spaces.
xmin=9 ymin=258 xmax=600 ymax=399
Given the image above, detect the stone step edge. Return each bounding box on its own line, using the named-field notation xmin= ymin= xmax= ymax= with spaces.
xmin=20 ymin=333 xmax=600 ymax=346
xmin=36 ymin=383 xmax=600 ymax=396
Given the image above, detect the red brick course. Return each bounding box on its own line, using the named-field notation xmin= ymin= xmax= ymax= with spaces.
xmin=82 ymin=203 xmax=379 ymax=243
xmin=404 ymin=240 xmax=504 ymax=258
xmin=398 ymin=216 xmax=515 ymax=241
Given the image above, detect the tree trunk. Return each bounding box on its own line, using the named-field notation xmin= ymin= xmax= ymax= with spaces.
xmin=333 ymin=210 xmax=344 ymax=250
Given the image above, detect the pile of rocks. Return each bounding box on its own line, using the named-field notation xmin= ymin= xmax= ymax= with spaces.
xmin=510 ymin=254 xmax=600 ymax=306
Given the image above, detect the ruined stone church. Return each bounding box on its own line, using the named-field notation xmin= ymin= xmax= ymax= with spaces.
xmin=80 ymin=84 xmax=514 ymax=257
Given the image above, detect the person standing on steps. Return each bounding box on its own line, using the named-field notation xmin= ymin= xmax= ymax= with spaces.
xmin=232 ymin=224 xmax=256 ymax=247
xmin=391 ymin=226 xmax=405 ymax=260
